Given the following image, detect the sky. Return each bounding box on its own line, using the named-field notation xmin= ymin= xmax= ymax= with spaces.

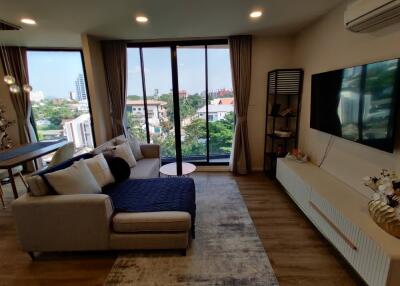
xmin=27 ymin=51 xmax=84 ymax=99
xmin=26 ymin=47 xmax=233 ymax=99
xmin=127 ymin=46 xmax=233 ymax=97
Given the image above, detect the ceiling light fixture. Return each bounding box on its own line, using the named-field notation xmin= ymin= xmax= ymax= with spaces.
xmin=20 ymin=18 xmax=36 ymax=25
xmin=136 ymin=16 xmax=148 ymax=23
xmin=250 ymin=11 xmax=263 ymax=18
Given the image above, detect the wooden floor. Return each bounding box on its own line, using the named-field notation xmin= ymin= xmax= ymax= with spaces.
xmin=0 ymin=172 xmax=363 ymax=286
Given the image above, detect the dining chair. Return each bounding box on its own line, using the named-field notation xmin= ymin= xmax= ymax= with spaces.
xmin=0 ymin=165 xmax=28 ymax=208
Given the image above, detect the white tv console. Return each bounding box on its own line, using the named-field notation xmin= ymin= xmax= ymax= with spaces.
xmin=276 ymin=158 xmax=400 ymax=286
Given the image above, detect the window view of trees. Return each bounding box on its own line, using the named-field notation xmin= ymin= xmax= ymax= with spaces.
xmin=126 ymin=44 xmax=234 ymax=163
xmin=27 ymin=51 xmax=94 ymax=154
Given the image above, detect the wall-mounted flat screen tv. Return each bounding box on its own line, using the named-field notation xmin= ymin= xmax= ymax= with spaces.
xmin=311 ymin=58 xmax=400 ymax=153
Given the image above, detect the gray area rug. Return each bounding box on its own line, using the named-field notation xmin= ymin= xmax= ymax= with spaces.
xmin=105 ymin=175 xmax=278 ymax=286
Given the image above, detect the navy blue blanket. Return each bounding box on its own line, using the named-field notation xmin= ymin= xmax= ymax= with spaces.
xmin=103 ymin=177 xmax=196 ymax=237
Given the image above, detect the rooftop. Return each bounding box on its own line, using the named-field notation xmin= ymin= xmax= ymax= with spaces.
xmin=212 ymin=98 xmax=234 ymax=105
xmin=197 ymin=104 xmax=234 ymax=113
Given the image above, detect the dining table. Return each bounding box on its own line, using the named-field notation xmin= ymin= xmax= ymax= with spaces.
xmin=0 ymin=139 xmax=68 ymax=198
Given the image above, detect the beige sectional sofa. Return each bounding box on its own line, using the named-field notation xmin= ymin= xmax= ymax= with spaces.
xmin=12 ymin=136 xmax=192 ymax=258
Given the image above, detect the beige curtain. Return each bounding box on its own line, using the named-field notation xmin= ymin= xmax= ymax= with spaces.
xmin=229 ymin=35 xmax=252 ymax=175
xmin=101 ymin=40 xmax=127 ymax=137
xmin=0 ymin=47 xmax=37 ymax=146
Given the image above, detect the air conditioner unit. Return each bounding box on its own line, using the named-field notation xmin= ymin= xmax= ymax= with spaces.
xmin=344 ymin=0 xmax=400 ymax=32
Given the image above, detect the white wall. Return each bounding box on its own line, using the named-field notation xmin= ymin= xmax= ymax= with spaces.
xmin=293 ymin=3 xmax=400 ymax=195
xmin=249 ymin=36 xmax=295 ymax=170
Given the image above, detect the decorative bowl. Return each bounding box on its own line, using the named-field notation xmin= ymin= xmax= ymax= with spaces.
xmin=368 ymin=200 xmax=400 ymax=238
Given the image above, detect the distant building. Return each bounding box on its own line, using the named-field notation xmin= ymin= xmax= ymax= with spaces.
xmin=211 ymin=97 xmax=234 ymax=105
xmin=63 ymin=113 xmax=94 ymax=149
xmin=39 ymin=130 xmax=64 ymax=140
xmin=125 ymin=100 xmax=167 ymax=134
xmin=179 ymin=90 xmax=188 ymax=99
xmin=197 ymin=104 xmax=234 ymax=122
xmin=30 ymin=90 xmax=45 ymax=102
xmin=74 ymin=74 xmax=87 ymax=102
xmin=69 ymin=91 xmax=77 ymax=101
xmin=36 ymin=119 xmax=51 ymax=127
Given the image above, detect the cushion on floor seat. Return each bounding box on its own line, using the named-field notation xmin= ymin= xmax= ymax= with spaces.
xmin=130 ymin=158 xmax=160 ymax=179
xmin=113 ymin=211 xmax=191 ymax=233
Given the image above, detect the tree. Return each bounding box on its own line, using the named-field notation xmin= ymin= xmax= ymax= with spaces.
xmin=182 ymin=118 xmax=206 ymax=156
xmin=126 ymin=112 xmax=147 ymax=142
xmin=180 ymin=112 xmax=234 ymax=157
xmin=127 ymin=95 xmax=142 ymax=100
xmin=209 ymin=112 xmax=234 ymax=155
xmin=32 ymin=99 xmax=82 ymax=130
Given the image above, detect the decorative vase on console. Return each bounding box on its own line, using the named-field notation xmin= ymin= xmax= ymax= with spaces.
xmin=364 ymin=169 xmax=400 ymax=238
xmin=0 ymin=105 xmax=15 ymax=151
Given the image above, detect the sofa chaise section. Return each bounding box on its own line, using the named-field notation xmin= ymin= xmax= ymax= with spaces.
xmin=13 ymin=192 xmax=191 ymax=254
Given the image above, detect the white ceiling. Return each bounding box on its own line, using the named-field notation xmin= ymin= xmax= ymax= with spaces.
xmin=0 ymin=0 xmax=344 ymax=47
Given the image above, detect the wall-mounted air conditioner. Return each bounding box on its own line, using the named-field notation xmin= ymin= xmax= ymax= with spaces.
xmin=345 ymin=0 xmax=400 ymax=32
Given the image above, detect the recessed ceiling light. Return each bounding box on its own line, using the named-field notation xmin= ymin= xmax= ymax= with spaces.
xmin=136 ymin=16 xmax=148 ymax=23
xmin=20 ymin=18 xmax=36 ymax=25
xmin=250 ymin=11 xmax=262 ymax=18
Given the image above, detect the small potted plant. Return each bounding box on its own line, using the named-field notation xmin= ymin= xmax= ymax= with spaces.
xmin=363 ymin=169 xmax=400 ymax=238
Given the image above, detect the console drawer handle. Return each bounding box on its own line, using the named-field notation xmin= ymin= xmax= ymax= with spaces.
xmin=309 ymin=202 xmax=357 ymax=251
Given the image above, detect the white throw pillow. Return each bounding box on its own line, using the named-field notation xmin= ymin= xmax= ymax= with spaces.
xmin=107 ymin=142 xmax=136 ymax=168
xmin=27 ymin=175 xmax=50 ymax=196
xmin=116 ymin=136 xmax=144 ymax=160
xmin=84 ymin=153 xmax=115 ymax=187
xmin=44 ymin=159 xmax=101 ymax=195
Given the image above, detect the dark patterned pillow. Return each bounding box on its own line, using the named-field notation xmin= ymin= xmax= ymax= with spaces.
xmin=103 ymin=155 xmax=131 ymax=183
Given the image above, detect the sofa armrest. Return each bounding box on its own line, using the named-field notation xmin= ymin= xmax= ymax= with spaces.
xmin=12 ymin=194 xmax=113 ymax=252
xmin=140 ymin=144 xmax=160 ymax=159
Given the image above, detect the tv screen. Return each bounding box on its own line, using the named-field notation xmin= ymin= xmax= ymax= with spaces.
xmin=311 ymin=58 xmax=400 ymax=153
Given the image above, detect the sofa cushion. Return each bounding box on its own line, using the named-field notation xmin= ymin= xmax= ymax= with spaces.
xmin=107 ymin=156 xmax=131 ymax=183
xmin=113 ymin=211 xmax=191 ymax=233
xmin=92 ymin=135 xmax=125 ymax=155
xmin=116 ymin=136 xmax=144 ymax=160
xmin=36 ymin=153 xmax=94 ymax=193
xmin=84 ymin=153 xmax=115 ymax=187
xmin=45 ymin=160 xmax=102 ymax=195
xmin=106 ymin=142 xmax=137 ymax=168
xmin=26 ymin=175 xmax=50 ymax=196
xmin=130 ymin=158 xmax=160 ymax=179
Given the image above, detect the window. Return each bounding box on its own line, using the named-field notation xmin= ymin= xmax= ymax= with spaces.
xmin=207 ymin=46 xmax=234 ymax=162
xmin=27 ymin=50 xmax=94 ymax=154
xmin=177 ymin=46 xmax=207 ymax=162
xmin=126 ymin=40 xmax=234 ymax=166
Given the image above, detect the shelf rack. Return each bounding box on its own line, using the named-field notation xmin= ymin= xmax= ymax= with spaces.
xmin=263 ymin=69 xmax=303 ymax=177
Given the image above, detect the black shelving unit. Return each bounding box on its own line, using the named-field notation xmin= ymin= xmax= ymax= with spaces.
xmin=263 ymin=69 xmax=303 ymax=177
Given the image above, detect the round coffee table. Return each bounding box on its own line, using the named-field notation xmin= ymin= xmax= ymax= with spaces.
xmin=159 ymin=162 xmax=196 ymax=177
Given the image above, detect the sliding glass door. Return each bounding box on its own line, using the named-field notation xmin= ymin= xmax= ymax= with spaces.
xmin=177 ymin=46 xmax=207 ymax=162
xmin=142 ymin=48 xmax=176 ymax=161
xmin=207 ymin=46 xmax=234 ymax=162
xmin=126 ymin=40 xmax=234 ymax=166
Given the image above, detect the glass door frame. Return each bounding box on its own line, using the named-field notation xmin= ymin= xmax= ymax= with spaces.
xmin=128 ymin=39 xmax=230 ymax=171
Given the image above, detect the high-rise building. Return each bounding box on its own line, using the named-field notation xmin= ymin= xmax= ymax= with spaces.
xmin=74 ymin=74 xmax=87 ymax=102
